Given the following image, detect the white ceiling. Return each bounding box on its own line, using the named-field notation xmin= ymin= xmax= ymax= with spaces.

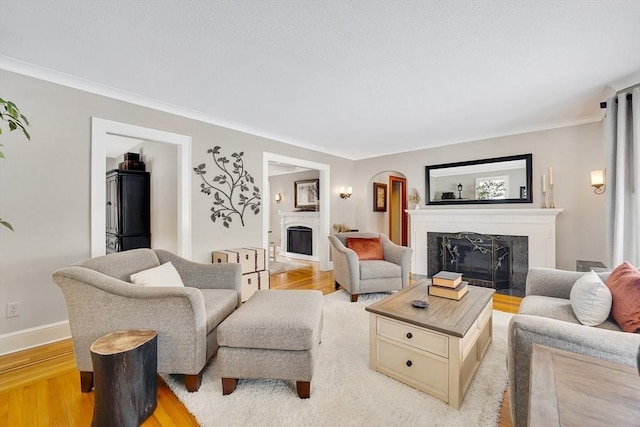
xmin=1 ymin=1 xmax=639 ymax=160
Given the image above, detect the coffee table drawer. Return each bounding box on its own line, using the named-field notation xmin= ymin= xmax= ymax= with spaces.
xmin=477 ymin=301 xmax=492 ymax=328
xmin=377 ymin=317 xmax=448 ymax=358
xmin=478 ymin=314 xmax=492 ymax=358
xmin=377 ymin=337 xmax=448 ymax=400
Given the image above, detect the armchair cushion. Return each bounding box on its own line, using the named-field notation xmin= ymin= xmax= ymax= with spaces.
xmin=202 ymin=289 xmax=239 ymax=332
xmin=346 ymin=237 xmax=384 ymax=260
xmin=359 ymin=260 xmax=402 ymax=280
xmin=130 ymin=261 xmax=185 ymax=287
xmin=606 ymin=261 xmax=640 ymax=332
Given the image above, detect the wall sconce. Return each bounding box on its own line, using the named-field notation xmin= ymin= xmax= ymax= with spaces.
xmin=339 ymin=186 xmax=353 ymax=199
xmin=275 ymin=193 xmax=283 ymax=204
xmin=591 ymin=170 xmax=606 ymax=194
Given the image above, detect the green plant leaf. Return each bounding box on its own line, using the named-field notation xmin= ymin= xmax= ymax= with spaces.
xmin=0 ymin=219 xmax=14 ymax=231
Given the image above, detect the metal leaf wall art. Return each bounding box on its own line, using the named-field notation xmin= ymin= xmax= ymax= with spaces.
xmin=193 ymin=146 xmax=261 ymax=228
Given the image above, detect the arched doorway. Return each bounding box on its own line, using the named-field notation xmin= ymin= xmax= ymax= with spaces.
xmin=368 ymin=171 xmax=408 ymax=246
xmin=389 ymin=175 xmax=407 ymax=246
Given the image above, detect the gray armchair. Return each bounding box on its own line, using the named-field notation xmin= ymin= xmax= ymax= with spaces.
xmin=328 ymin=232 xmax=412 ymax=302
xmin=52 ymin=248 xmax=242 ymax=392
xmin=507 ymin=268 xmax=640 ymax=427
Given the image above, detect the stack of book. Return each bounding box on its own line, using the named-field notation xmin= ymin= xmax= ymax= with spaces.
xmin=429 ymin=271 xmax=469 ymax=300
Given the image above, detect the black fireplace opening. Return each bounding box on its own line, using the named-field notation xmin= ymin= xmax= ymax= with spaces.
xmin=287 ymin=226 xmax=313 ymax=255
xmin=427 ymin=232 xmax=528 ymax=296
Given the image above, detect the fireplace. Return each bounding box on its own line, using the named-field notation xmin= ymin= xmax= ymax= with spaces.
xmin=427 ymin=232 xmax=528 ymax=295
xmin=287 ymin=226 xmax=313 ymax=255
xmin=279 ymin=211 xmax=320 ymax=261
xmin=408 ymin=208 xmax=563 ymax=298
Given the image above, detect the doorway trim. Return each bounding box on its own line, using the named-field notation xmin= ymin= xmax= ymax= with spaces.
xmin=91 ymin=118 xmax=192 ymax=258
xmin=263 ymin=153 xmax=331 ymax=271
xmin=389 ymin=175 xmax=408 ymax=246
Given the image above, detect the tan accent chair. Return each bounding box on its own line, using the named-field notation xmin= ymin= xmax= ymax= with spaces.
xmin=52 ymin=249 xmax=242 ymax=392
xmin=328 ymin=232 xmax=412 ymax=302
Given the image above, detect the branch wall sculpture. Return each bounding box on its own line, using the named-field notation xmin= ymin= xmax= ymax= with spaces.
xmin=193 ymin=146 xmax=261 ymax=228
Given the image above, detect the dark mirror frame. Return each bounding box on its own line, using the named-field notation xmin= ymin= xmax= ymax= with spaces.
xmin=425 ymin=153 xmax=533 ymax=205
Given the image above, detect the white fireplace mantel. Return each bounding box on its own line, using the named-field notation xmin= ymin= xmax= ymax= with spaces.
xmin=407 ymin=208 xmax=563 ymax=275
xmin=279 ymin=211 xmax=320 ymax=261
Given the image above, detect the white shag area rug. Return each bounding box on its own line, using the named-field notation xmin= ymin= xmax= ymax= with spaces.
xmin=268 ymin=260 xmax=311 ymax=275
xmin=163 ymin=290 xmax=513 ymax=427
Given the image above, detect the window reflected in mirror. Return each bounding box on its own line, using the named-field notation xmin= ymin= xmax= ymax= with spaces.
xmin=425 ymin=154 xmax=533 ymax=205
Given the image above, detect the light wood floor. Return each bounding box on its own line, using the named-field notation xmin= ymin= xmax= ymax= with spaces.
xmin=0 ymin=259 xmax=519 ymax=426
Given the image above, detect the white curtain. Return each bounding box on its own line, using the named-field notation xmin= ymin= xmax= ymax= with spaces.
xmin=605 ymin=86 xmax=640 ymax=267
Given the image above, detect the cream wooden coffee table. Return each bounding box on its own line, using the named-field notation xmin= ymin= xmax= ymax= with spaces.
xmin=365 ymin=281 xmax=494 ymax=408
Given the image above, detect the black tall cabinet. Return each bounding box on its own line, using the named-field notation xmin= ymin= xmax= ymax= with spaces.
xmin=106 ymin=169 xmax=151 ymax=253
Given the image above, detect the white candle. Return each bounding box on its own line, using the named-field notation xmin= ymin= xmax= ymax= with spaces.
xmin=549 ymin=167 xmax=553 ymax=186
xmin=542 ymin=174 xmax=546 ymax=192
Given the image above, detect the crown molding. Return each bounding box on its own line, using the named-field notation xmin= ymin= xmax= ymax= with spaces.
xmin=0 ymin=55 xmax=343 ymax=158
xmin=0 ymin=56 xmax=607 ymax=162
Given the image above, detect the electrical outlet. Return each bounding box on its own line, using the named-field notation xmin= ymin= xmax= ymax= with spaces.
xmin=7 ymin=302 xmax=20 ymax=318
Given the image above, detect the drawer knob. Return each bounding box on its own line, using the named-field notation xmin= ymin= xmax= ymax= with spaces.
xmin=406 ymin=332 xmax=413 ymax=339
xmin=406 ymin=360 xmax=412 ymax=367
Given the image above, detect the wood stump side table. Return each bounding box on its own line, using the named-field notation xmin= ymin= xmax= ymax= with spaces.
xmin=90 ymin=330 xmax=158 ymax=427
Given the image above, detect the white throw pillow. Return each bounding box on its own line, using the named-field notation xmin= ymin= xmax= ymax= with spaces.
xmin=570 ymin=270 xmax=612 ymax=326
xmin=130 ymin=261 xmax=185 ymax=287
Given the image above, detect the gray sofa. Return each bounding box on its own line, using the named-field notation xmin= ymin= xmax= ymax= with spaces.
xmin=52 ymin=248 xmax=242 ymax=392
xmin=507 ymin=268 xmax=640 ymax=427
xmin=328 ymin=232 xmax=412 ymax=302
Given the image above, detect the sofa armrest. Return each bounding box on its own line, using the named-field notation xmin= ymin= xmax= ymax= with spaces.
xmin=328 ymin=235 xmax=360 ymax=291
xmin=53 ymin=266 xmax=209 ymax=374
xmin=155 ymin=249 xmax=242 ymax=299
xmin=380 ymin=235 xmax=413 ymax=287
xmin=507 ymin=314 xmax=640 ymax=427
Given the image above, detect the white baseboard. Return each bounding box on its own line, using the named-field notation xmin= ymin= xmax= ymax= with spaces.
xmin=278 ymin=251 xmax=320 ymax=262
xmin=0 ymin=321 xmax=71 ymax=355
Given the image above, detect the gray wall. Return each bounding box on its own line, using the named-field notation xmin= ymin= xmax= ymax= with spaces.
xmin=353 ymin=122 xmax=607 ymax=271
xmin=0 ymin=68 xmax=606 ymax=338
xmin=0 ymin=70 xmax=355 ymax=335
xmin=109 ymin=141 xmax=179 ymax=253
xmin=137 ymin=141 xmax=179 ymax=253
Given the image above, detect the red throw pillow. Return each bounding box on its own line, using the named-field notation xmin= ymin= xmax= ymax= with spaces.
xmin=346 ymin=237 xmax=384 ymax=260
xmin=606 ymin=261 xmax=640 ymax=333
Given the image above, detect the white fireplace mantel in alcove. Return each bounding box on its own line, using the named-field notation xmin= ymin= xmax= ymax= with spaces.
xmin=407 ymin=208 xmax=563 ymax=275
xmin=279 ymin=211 xmax=320 ymax=261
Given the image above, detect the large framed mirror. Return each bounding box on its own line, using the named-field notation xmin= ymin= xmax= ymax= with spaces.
xmin=425 ymin=153 xmax=533 ymax=205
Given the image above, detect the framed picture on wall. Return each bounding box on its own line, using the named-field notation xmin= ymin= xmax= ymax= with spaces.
xmin=294 ymin=179 xmax=319 ymax=210
xmin=373 ymin=182 xmax=387 ymax=212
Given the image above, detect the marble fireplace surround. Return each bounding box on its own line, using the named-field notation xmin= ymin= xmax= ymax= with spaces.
xmin=408 ymin=208 xmax=563 ymax=276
